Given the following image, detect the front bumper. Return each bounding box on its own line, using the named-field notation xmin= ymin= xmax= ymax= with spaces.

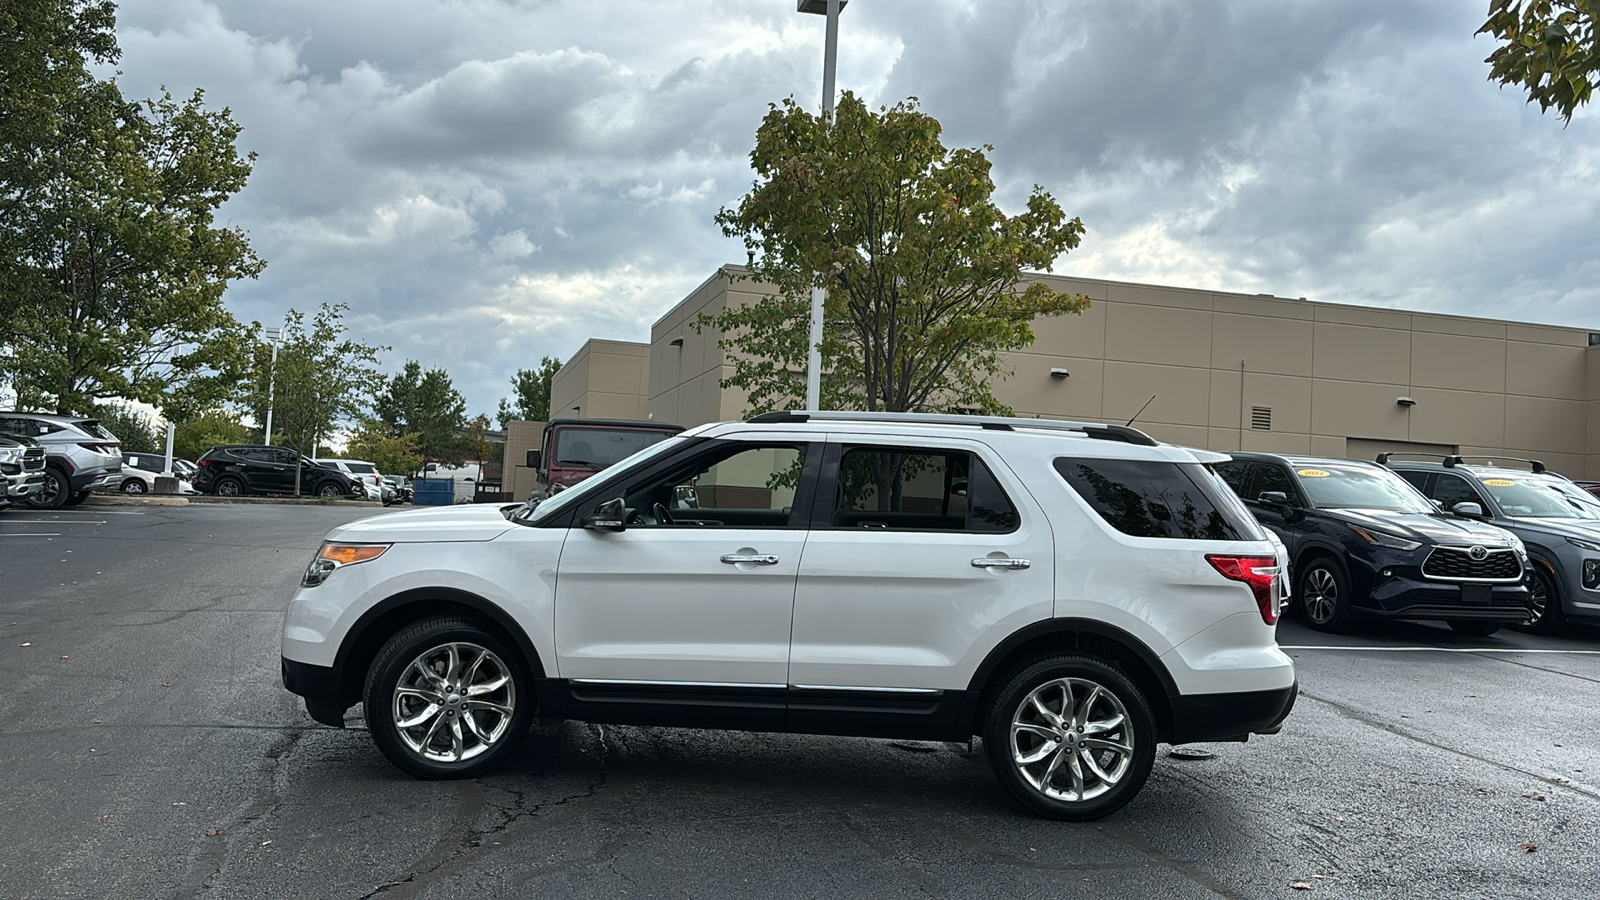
xmin=1170 ymin=681 xmax=1298 ymax=744
xmin=1346 ymin=550 xmax=1530 ymax=623
xmin=4 ymin=471 xmax=46 ymax=499
xmin=282 ymin=657 xmax=349 ymax=726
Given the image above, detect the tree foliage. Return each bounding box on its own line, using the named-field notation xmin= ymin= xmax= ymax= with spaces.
xmin=346 ymin=424 xmax=423 ymax=477
xmin=706 ymin=94 xmax=1089 ymax=416
xmin=375 ymin=360 xmax=468 ymax=466
xmin=1480 ymin=0 xmax=1598 ymax=123
xmin=93 ymin=401 xmax=159 ymax=453
xmin=496 ymin=355 xmax=561 ymax=427
xmin=171 ymin=408 xmax=249 ymax=461
xmin=0 ymin=0 xmax=264 ymax=416
xmin=243 ymin=304 xmax=387 ymax=486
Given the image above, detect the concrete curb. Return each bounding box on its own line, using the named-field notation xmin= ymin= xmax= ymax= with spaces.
xmin=84 ymin=495 xmax=191 ymax=507
xmin=185 ymin=495 xmax=381 ymax=507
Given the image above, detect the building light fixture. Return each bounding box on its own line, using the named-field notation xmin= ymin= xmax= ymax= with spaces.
xmin=1049 ymin=368 xmax=1070 ymax=379
xmin=1396 ymin=396 xmax=1416 ymax=407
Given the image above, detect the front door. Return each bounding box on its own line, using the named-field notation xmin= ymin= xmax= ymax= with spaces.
xmin=554 ymin=438 xmax=818 ymax=703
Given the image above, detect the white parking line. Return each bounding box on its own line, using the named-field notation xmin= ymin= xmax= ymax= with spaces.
xmin=0 ymin=533 xmax=61 ymax=537
xmin=0 ymin=519 xmax=107 ymax=525
xmin=1282 ymin=645 xmax=1600 ymax=654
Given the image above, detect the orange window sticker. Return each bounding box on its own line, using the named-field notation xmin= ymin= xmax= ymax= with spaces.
xmin=1482 ymin=478 xmax=1515 ymax=486
xmin=1297 ymin=469 xmax=1331 ymax=477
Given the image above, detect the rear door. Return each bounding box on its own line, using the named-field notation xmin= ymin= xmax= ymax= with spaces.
xmin=787 ymin=436 xmax=1052 ymax=731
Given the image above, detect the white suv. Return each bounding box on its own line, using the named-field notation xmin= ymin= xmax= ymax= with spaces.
xmin=282 ymin=412 xmax=1296 ymax=820
xmin=314 ymin=458 xmax=385 ymax=500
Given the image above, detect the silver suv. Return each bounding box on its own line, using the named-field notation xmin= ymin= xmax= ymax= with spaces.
xmin=0 ymin=412 xmax=124 ymax=509
xmin=0 ymin=432 xmax=47 ymax=508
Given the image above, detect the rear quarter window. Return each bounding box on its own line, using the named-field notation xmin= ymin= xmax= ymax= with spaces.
xmin=1054 ymin=457 xmax=1254 ymax=541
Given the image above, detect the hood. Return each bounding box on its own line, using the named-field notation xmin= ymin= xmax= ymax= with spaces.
xmin=326 ymin=503 xmax=516 ymax=544
xmin=0 ymin=432 xmax=40 ymax=449
xmin=1324 ymin=508 xmax=1517 ymax=547
xmin=1508 ymin=516 xmax=1600 ymax=543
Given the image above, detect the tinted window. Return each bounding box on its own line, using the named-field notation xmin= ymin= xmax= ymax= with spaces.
xmin=1213 ymin=461 xmax=1254 ymax=497
xmin=829 ymin=447 xmax=1018 ymax=533
xmin=1394 ymin=470 xmax=1429 ymax=491
xmin=230 ymin=448 xmax=268 ymax=462
xmin=967 ymin=457 xmax=1021 ymax=533
xmin=1055 ymin=458 xmax=1250 ymax=540
xmin=1253 ymin=464 xmax=1296 ymax=500
xmin=1430 ymin=474 xmax=1483 ymax=509
xmin=347 ymin=462 xmax=378 ymax=474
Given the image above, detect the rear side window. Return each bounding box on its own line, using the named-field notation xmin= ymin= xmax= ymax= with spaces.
xmin=1054 ymin=457 xmax=1252 ymax=541
xmin=831 ymin=447 xmax=1019 ymax=533
xmin=347 ymin=463 xmax=378 ymax=474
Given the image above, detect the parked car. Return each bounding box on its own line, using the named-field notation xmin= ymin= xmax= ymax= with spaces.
xmin=0 ymin=431 xmax=48 ymax=509
xmin=113 ymin=453 xmax=198 ymax=495
xmin=314 ymin=458 xmax=385 ymax=501
xmin=0 ymin=412 xmax=123 ymax=509
xmin=283 ymin=410 xmax=1297 ymax=820
xmin=1214 ymin=453 xmax=1531 ymax=636
xmin=382 ymin=475 xmax=412 ymax=504
xmin=527 ymin=418 xmax=685 ymax=498
xmin=1381 ymin=454 xmax=1600 ymax=633
xmin=194 ymin=446 xmax=358 ymax=499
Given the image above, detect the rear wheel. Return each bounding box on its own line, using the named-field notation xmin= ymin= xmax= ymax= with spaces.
xmin=364 ymin=617 xmax=532 ymax=779
xmin=984 ymin=654 xmax=1156 ymax=821
xmin=121 ymin=478 xmax=147 ymax=494
xmin=213 ymin=476 xmax=245 ymax=497
xmin=1447 ymin=619 xmax=1502 ymax=638
xmin=1299 ymin=558 xmax=1355 ymax=633
xmin=1518 ymin=568 xmax=1566 ymax=635
xmin=26 ymin=467 xmax=68 ymax=510
xmin=61 ymin=489 xmax=91 ymax=507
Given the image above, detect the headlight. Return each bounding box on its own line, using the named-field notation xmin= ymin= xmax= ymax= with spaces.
xmin=1508 ymin=535 xmax=1527 ymax=559
xmin=302 ymin=542 xmax=389 ymax=587
xmin=0 ymin=448 xmax=21 ymax=465
xmin=1350 ymin=526 xmax=1421 ymax=551
xmin=1567 ymin=535 xmax=1600 ymax=553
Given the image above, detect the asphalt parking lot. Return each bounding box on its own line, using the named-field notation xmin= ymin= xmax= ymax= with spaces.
xmin=1 ymin=504 xmax=1596 ymax=899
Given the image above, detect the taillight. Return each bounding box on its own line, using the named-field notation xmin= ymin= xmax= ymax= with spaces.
xmin=1207 ymin=555 xmax=1281 ymax=625
xmin=78 ymin=442 xmax=119 ymax=453
xmin=197 ymin=459 xmax=214 ymax=467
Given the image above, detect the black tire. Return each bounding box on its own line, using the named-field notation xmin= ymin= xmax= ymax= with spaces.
xmin=61 ymin=489 xmax=91 ymax=507
xmin=121 ymin=478 xmax=147 ymax=494
xmin=364 ymin=616 xmax=533 ymax=779
xmin=1448 ymin=619 xmax=1502 ymax=638
xmin=1298 ymin=557 xmax=1356 ymax=633
xmin=26 ymin=467 xmax=69 ymax=510
xmin=984 ymin=654 xmax=1157 ymax=821
xmin=213 ymin=476 xmax=245 ymax=497
xmin=1517 ymin=568 xmax=1566 ymax=635
xmin=316 ymin=481 xmax=344 ymax=499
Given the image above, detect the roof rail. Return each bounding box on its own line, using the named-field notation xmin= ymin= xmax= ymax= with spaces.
xmin=1374 ymin=451 xmax=1464 ymax=468
xmin=1453 ymin=455 xmax=1547 ymax=474
xmin=744 ymin=410 xmax=1160 ymax=446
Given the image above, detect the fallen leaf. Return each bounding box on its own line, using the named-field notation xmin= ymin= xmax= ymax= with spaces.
xmin=59 ymin=655 xmax=69 ymax=660
xmin=1312 ymin=874 xmax=1325 ymax=879
xmin=261 ymin=840 xmax=272 ymax=846
xmin=1400 ymin=714 xmax=1410 ymax=719
xmin=205 ymin=830 xmax=219 ymax=837
xmin=1523 ymin=843 xmax=1538 ymax=852
xmin=1520 ymin=791 xmax=1547 ymax=802
xmin=161 ymin=683 xmax=170 ymax=688
xmin=1476 ymin=787 xmax=1493 ymax=794
xmin=1335 ymin=816 xmax=1345 ymax=822
xmin=1291 ymin=882 xmax=1314 ymax=890
xmin=172 ymin=801 xmax=187 ymax=807
xmin=19 ymin=642 xmax=30 ymax=647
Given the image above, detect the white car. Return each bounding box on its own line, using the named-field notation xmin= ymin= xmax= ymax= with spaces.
xmin=313 ymin=458 xmax=385 ymax=500
xmin=282 ymin=411 xmax=1296 ymax=820
xmin=115 ymin=453 xmax=197 ymax=495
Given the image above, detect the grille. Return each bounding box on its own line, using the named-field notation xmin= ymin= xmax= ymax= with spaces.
xmin=23 ymin=447 xmax=44 ymax=470
xmin=1422 ymin=546 xmax=1523 ymax=581
xmin=1251 ymin=406 xmax=1272 ymax=431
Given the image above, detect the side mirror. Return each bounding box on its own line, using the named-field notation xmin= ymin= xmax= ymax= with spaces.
xmin=1257 ymin=491 xmax=1290 ymax=506
xmin=1452 ymin=501 xmax=1486 ymax=518
xmin=583 ymin=497 xmax=627 ymax=532
xmin=526 ymin=449 xmax=542 ymax=469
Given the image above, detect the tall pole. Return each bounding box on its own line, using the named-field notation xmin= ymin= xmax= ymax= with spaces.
xmin=262 ymin=326 xmax=282 ymax=446
xmin=804 ymin=0 xmax=842 ymax=412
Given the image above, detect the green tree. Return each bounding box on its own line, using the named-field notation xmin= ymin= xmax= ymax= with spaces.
xmin=0 ymin=1 xmax=264 ymax=417
xmin=93 ymin=401 xmax=159 ymax=453
xmin=1479 ymin=1 xmax=1598 ymax=123
xmin=244 ymin=304 xmax=387 ymax=493
xmin=346 ymin=424 xmax=424 ymax=477
xmin=496 ymin=356 xmax=561 ymax=427
xmin=171 ymin=408 xmax=249 ymax=461
xmin=705 ymin=94 xmax=1089 ymax=417
xmin=376 ymin=360 xmax=468 ymax=467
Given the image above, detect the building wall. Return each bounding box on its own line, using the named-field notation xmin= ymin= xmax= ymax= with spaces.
xmin=499 ymin=419 xmax=546 ymax=502
xmin=604 ymin=265 xmax=1600 ymax=477
xmin=550 ymin=338 xmax=653 ymax=421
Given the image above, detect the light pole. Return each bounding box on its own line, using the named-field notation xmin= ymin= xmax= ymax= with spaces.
xmin=262 ymin=325 xmax=282 ymax=446
xmin=798 ymin=0 xmax=844 ymax=412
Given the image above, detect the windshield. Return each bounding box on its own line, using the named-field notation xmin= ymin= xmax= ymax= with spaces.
xmin=552 ymin=427 xmax=676 ymax=469
xmin=1294 ymin=463 xmax=1434 ymax=513
xmin=524 ymin=436 xmax=688 ymax=523
xmin=1480 ymin=474 xmax=1600 ymax=519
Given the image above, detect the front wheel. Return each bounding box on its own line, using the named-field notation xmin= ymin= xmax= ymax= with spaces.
xmin=1299 ymin=558 xmax=1355 ymax=633
xmin=26 ymin=468 xmax=68 ymax=509
xmin=1447 ymin=619 xmax=1502 ymax=638
xmin=1518 ymin=568 xmax=1566 ymax=635
xmin=316 ymin=481 xmax=344 ymax=499
xmin=984 ymin=654 xmax=1156 ymax=821
xmin=364 ymin=617 xmax=532 ymax=779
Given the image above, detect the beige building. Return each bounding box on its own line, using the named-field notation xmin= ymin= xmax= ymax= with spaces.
xmin=551 ymin=265 xmax=1600 ymax=478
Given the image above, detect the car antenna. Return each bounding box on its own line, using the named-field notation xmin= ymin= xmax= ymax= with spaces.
xmin=1126 ymin=395 xmax=1156 ymax=427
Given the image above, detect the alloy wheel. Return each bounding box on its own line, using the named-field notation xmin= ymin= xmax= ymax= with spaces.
xmin=391 ymin=642 xmax=516 ymax=765
xmin=1009 ymin=676 xmax=1134 ymax=803
xmin=215 ymin=478 xmax=242 ymax=497
xmin=1526 ymin=575 xmax=1547 ymax=626
xmin=1303 ymin=567 xmax=1338 ymax=624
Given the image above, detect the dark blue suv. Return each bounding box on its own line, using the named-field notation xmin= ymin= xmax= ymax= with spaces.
xmin=1215 ymin=453 xmax=1532 ymax=636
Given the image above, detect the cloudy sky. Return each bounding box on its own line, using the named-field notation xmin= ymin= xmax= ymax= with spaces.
xmin=107 ymin=0 xmax=1600 ymax=415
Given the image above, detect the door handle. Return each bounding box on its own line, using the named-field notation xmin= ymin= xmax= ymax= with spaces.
xmin=971 ymin=557 xmax=1031 ymax=570
xmin=721 ymin=554 xmax=780 ymax=566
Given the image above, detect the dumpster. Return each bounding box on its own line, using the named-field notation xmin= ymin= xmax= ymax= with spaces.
xmin=412 ymin=477 xmax=454 ymax=506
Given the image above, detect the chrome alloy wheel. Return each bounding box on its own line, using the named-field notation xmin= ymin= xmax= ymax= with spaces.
xmin=1009 ymin=677 xmax=1133 ymax=802
xmin=392 ymin=642 xmax=516 ymax=765
xmin=1526 ymin=575 xmax=1548 ymax=625
xmin=1303 ymin=567 xmax=1338 ymax=624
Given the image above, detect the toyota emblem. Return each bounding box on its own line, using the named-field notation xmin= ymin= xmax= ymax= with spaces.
xmin=1468 ymin=545 xmax=1489 ymax=561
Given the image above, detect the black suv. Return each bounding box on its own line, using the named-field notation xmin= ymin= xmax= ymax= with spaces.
xmin=1215 ymin=453 xmax=1531 ymax=635
xmin=194 ymin=446 xmax=358 ymax=499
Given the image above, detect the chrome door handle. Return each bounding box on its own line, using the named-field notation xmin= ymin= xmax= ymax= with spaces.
xmin=721 ymin=554 xmax=780 ymax=566
xmin=971 ymin=557 xmax=1031 ymax=570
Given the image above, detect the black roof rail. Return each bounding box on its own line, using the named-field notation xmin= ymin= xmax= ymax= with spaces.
xmin=743 ymin=411 xmax=1159 ymax=446
xmin=1454 ymin=455 xmax=1547 ymax=474
xmin=1374 ymin=451 xmax=1463 ymax=468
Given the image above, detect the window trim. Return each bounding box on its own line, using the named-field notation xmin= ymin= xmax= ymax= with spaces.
xmin=810 ymin=442 xmax=1022 ymax=535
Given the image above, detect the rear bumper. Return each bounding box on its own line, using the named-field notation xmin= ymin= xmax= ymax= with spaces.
xmin=1169 ymin=681 xmax=1298 ymax=744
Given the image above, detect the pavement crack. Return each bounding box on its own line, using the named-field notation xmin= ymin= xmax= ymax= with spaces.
xmin=180 ymin=727 xmax=305 ymax=898
xmin=1094 ymin=823 xmax=1249 ymax=899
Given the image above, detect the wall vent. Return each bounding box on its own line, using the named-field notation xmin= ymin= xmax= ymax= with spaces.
xmin=1250 ymin=406 xmax=1272 ymax=431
